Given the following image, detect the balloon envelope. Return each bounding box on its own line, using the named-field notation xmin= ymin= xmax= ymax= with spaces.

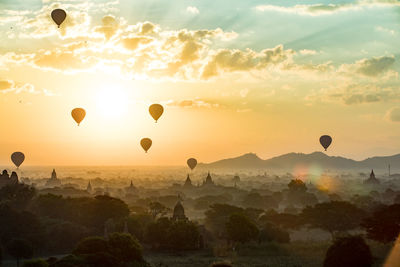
xmin=319 ymin=135 xmax=332 ymax=151
xmin=11 ymin=152 xmax=25 ymax=168
xmin=71 ymin=108 xmax=86 ymax=126
xmin=51 ymin=9 xmax=67 ymax=28
xmin=140 ymin=138 xmax=152 ymax=153
xmin=149 ymin=104 xmax=164 ymax=122
xmin=187 ymin=158 xmax=197 ymax=170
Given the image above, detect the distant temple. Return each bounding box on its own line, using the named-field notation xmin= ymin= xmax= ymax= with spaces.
xmin=86 ymin=181 xmax=93 ymax=193
xmin=184 ymin=174 xmax=193 ymax=188
xmin=125 ymin=180 xmax=137 ymax=194
xmin=202 ymin=172 xmax=215 ymax=187
xmin=0 ymin=170 xmax=18 ymax=188
xmin=172 ymin=198 xmax=187 ymax=221
xmin=45 ymin=169 xmax=62 ymax=187
xmin=364 ymin=169 xmax=380 ymax=184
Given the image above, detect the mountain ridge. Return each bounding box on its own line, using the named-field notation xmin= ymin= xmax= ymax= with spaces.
xmin=197 ymin=152 xmax=400 ymax=171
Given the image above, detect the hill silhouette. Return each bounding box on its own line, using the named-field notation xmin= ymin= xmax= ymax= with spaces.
xmin=198 ymin=152 xmax=400 ymax=171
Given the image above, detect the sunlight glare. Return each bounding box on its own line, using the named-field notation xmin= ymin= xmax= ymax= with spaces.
xmin=95 ymin=85 xmax=129 ymax=120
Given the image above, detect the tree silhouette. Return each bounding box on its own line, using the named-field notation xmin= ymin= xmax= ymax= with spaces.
xmin=226 ymin=213 xmax=259 ymax=244
xmin=323 ymin=236 xmax=372 ymax=267
xmin=108 ymin=233 xmax=143 ymax=263
xmin=7 ymin=238 xmax=34 ymax=267
xmin=258 ymin=222 xmax=290 ymax=243
xmin=148 ymin=202 xmax=169 ymax=219
xmin=22 ymin=258 xmax=48 ymax=267
xmin=301 ymin=201 xmax=366 ymax=237
xmin=73 ymin=236 xmax=109 ymax=255
xmin=205 ymin=204 xmax=244 ymax=237
xmin=0 ymin=184 xmax=36 ymax=211
xmin=361 ymin=204 xmax=400 ymax=243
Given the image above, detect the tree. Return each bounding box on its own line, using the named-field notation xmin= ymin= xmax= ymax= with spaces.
xmin=33 ymin=195 xmax=129 ymax=230
xmin=205 ymin=204 xmax=244 ymax=237
xmin=44 ymin=220 xmax=89 ymax=253
xmin=0 ymin=184 xmax=36 ymax=210
xmin=258 ymin=223 xmax=290 ymax=243
xmin=361 ymin=204 xmax=400 ymax=243
xmin=242 ymin=193 xmax=264 ymax=209
xmin=34 ymin=194 xmax=65 ymax=219
xmin=0 ymin=204 xmax=43 ymax=249
xmin=226 ymin=214 xmax=259 ymax=243
xmin=22 ymin=259 xmax=49 ymax=267
xmin=168 ymin=220 xmax=200 ymax=250
xmin=73 ymin=236 xmax=109 ymax=255
xmin=7 ymin=238 xmax=34 ymax=267
xmin=72 ymin=234 xmax=147 ymax=267
xmin=260 ymin=209 xmax=302 ymax=229
xmin=301 ymin=201 xmax=366 ymax=237
xmin=90 ymin=195 xmax=130 ymax=228
xmin=108 ymin=233 xmax=143 ymax=263
xmin=211 ymin=262 xmax=232 ymax=267
xmin=145 ymin=217 xmax=172 ymax=249
xmin=49 ymin=254 xmax=86 ymax=267
xmin=148 ymin=202 xmax=169 ymax=219
xmin=323 ymin=236 xmax=372 ymax=267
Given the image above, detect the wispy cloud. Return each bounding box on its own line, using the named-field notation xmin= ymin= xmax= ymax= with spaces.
xmin=386 ymin=107 xmax=400 ymax=122
xmin=0 ymin=79 xmax=52 ymax=95
xmin=256 ymin=0 xmax=400 ymax=16
xmin=186 ymin=6 xmax=200 ymax=15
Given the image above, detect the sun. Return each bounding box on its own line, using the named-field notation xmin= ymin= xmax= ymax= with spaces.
xmin=95 ymin=85 xmax=129 ymax=120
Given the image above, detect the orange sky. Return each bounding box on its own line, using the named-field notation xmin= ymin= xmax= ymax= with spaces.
xmin=1 ymin=0 xmax=400 ymax=166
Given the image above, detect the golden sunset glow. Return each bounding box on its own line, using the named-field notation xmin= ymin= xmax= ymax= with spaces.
xmin=0 ymin=0 xmax=400 ymax=166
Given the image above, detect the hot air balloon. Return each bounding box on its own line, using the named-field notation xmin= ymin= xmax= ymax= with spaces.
xmin=71 ymin=108 xmax=86 ymax=126
xmin=187 ymin=158 xmax=197 ymax=170
xmin=140 ymin=138 xmax=152 ymax=153
xmin=319 ymin=135 xmax=332 ymax=151
xmin=149 ymin=104 xmax=164 ymax=123
xmin=51 ymin=9 xmax=67 ymax=28
xmin=11 ymin=152 xmax=25 ymax=168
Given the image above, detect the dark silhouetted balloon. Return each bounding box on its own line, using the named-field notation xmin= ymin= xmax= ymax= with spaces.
xmin=71 ymin=108 xmax=86 ymax=126
xmin=51 ymin=9 xmax=67 ymax=28
xmin=187 ymin=158 xmax=197 ymax=170
xmin=320 ymin=135 xmax=332 ymax=151
xmin=140 ymin=138 xmax=152 ymax=153
xmin=149 ymin=104 xmax=164 ymax=122
xmin=11 ymin=152 xmax=25 ymax=168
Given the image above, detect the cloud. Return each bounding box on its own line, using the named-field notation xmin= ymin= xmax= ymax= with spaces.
xmin=202 ymin=45 xmax=294 ymax=79
xmin=356 ymin=56 xmax=395 ymax=76
xmin=93 ymin=15 xmax=119 ymax=40
xmin=0 ymin=79 xmax=48 ymax=94
xmin=0 ymin=80 xmax=14 ymax=90
xmin=186 ymin=6 xmax=200 ymax=15
xmin=386 ymin=107 xmax=400 ymax=122
xmin=166 ymin=99 xmax=220 ymax=108
xmin=121 ymin=36 xmax=153 ymax=50
xmin=299 ymin=49 xmax=318 ymax=55
xmin=256 ymin=0 xmax=400 ymax=16
xmin=309 ymin=82 xmax=400 ymax=105
xmin=340 ymin=56 xmax=396 ymax=77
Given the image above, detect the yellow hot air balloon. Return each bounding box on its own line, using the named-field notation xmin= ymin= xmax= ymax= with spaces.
xmin=140 ymin=138 xmax=152 ymax=153
xmin=51 ymin=9 xmax=67 ymax=28
xmin=71 ymin=108 xmax=86 ymax=126
xmin=149 ymin=104 xmax=164 ymax=123
xmin=11 ymin=152 xmax=25 ymax=168
xmin=187 ymin=158 xmax=197 ymax=170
